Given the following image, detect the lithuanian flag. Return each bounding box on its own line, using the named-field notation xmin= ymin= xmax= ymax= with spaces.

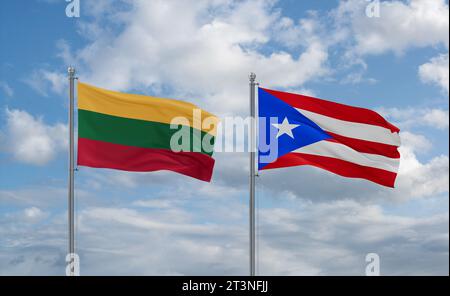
xmin=77 ymin=82 xmax=218 ymax=182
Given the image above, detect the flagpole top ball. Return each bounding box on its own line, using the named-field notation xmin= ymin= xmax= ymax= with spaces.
xmin=68 ymin=66 xmax=76 ymax=77
xmin=249 ymin=72 xmax=256 ymax=82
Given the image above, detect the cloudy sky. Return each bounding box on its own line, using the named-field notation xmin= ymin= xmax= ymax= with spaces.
xmin=0 ymin=0 xmax=448 ymax=275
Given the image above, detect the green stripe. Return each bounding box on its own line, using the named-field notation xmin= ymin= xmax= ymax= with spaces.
xmin=78 ymin=109 xmax=215 ymax=156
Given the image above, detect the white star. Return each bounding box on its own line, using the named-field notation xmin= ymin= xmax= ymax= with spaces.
xmin=272 ymin=117 xmax=300 ymax=139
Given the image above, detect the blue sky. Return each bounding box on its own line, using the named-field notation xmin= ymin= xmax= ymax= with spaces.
xmin=0 ymin=0 xmax=449 ymax=275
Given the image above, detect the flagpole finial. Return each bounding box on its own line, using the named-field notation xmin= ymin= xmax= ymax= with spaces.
xmin=68 ymin=66 xmax=76 ymax=78
xmin=249 ymin=72 xmax=256 ymax=82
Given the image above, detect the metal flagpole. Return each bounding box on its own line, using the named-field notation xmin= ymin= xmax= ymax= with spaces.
xmin=249 ymin=72 xmax=256 ymax=276
xmin=67 ymin=66 xmax=76 ymax=276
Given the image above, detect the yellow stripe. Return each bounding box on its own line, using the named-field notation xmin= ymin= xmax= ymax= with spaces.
xmin=77 ymin=82 xmax=218 ymax=135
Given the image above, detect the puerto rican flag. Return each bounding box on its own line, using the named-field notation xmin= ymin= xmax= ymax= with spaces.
xmin=258 ymin=88 xmax=401 ymax=188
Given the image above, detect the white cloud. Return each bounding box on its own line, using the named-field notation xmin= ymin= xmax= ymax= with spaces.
xmin=273 ymin=12 xmax=325 ymax=49
xmin=419 ymin=53 xmax=449 ymax=94
xmin=0 ymin=194 xmax=447 ymax=275
xmin=399 ymin=131 xmax=432 ymax=152
xmin=1 ymin=109 xmax=67 ymax=165
xmin=257 ymin=199 xmax=449 ymax=275
xmin=2 ymin=207 xmax=49 ymax=225
xmin=0 ymin=187 xmax=66 ymax=207
xmin=56 ymin=0 xmax=449 ymax=97
xmin=378 ymin=107 xmax=449 ymax=130
xmin=132 ymin=199 xmax=176 ymax=209
xmin=23 ymin=207 xmax=49 ymax=222
xmin=423 ymin=108 xmax=450 ymax=129
xmin=82 ymin=207 xmax=221 ymax=234
xmin=335 ymin=0 xmax=449 ymax=55
xmin=0 ymin=81 xmax=13 ymax=97
xmin=24 ymin=69 xmax=67 ymax=97
xmin=396 ymin=148 xmax=449 ymax=200
xmin=24 ymin=207 xmax=45 ymax=219
xmin=64 ymin=0 xmax=329 ymax=115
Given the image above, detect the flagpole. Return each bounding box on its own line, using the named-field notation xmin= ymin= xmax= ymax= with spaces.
xmin=249 ymin=72 xmax=256 ymax=276
xmin=67 ymin=66 xmax=76 ymax=276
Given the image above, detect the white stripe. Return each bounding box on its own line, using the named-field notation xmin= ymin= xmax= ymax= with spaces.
xmin=293 ymin=141 xmax=400 ymax=172
xmin=297 ymin=108 xmax=401 ymax=146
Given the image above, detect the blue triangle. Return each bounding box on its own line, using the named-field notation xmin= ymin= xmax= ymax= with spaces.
xmin=258 ymin=88 xmax=331 ymax=170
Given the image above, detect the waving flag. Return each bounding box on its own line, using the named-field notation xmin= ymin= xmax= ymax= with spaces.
xmin=77 ymin=82 xmax=218 ymax=182
xmin=258 ymin=88 xmax=401 ymax=187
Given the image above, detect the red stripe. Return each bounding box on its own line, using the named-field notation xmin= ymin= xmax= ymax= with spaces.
xmin=325 ymin=132 xmax=400 ymax=159
xmin=260 ymin=88 xmax=400 ymax=133
xmin=261 ymin=153 xmax=397 ymax=188
xmin=77 ymin=138 xmax=215 ymax=182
